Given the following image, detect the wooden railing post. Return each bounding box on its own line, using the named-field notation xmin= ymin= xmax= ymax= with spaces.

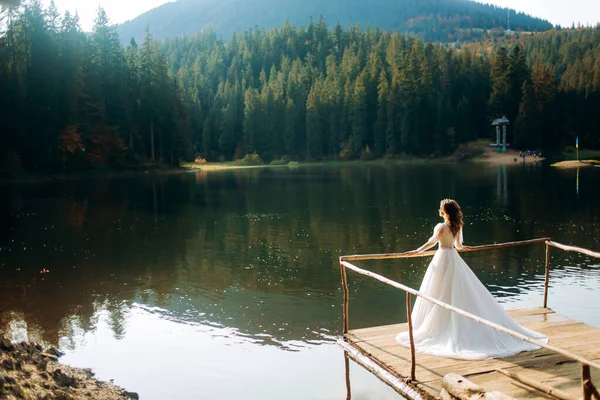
xmin=583 ymin=364 xmax=592 ymax=400
xmin=340 ymin=260 xmax=349 ymax=335
xmin=344 ymin=353 xmax=352 ymax=400
xmin=581 ymin=363 xmax=600 ymax=400
xmin=406 ymin=292 xmax=416 ymax=381
xmin=544 ymin=241 xmax=551 ymax=308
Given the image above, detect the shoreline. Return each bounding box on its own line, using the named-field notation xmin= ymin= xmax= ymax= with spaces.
xmin=0 ymin=332 xmax=137 ymax=400
xmin=455 ymin=140 xmax=546 ymax=166
xmin=551 ymin=160 xmax=600 ymax=169
xmin=469 ymin=149 xmax=546 ymax=166
xmin=182 ymin=147 xmax=546 ymax=172
xmin=3 ymin=144 xmax=582 ymax=184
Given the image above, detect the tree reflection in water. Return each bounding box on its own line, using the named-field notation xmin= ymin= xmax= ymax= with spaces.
xmin=0 ymin=164 xmax=598 ymax=350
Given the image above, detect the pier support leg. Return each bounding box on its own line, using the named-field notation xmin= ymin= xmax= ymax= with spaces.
xmin=582 ymin=364 xmax=600 ymax=400
xmin=341 ymin=263 xmax=349 ymax=334
xmin=344 ymin=354 xmax=352 ymax=400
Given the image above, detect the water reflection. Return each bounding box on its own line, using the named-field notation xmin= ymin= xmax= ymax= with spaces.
xmin=0 ymin=164 xmax=599 ymax=399
xmin=577 ymin=167 xmax=580 ymax=195
xmin=345 ymin=354 xmax=352 ymax=400
xmin=496 ymin=165 xmax=508 ymax=205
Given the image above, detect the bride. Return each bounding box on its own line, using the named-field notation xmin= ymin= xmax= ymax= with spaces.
xmin=395 ymin=199 xmax=548 ymax=360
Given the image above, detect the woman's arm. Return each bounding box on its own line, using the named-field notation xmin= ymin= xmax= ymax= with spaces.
xmin=454 ymin=228 xmax=471 ymax=250
xmin=455 ymin=228 xmax=463 ymax=250
xmin=404 ymin=224 xmax=443 ymax=255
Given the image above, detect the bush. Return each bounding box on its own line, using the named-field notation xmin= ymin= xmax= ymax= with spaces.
xmin=339 ymin=142 xmax=354 ymax=160
xmin=360 ymin=145 xmax=376 ymax=161
xmin=564 ymin=146 xmax=575 ymax=154
xmin=270 ymin=159 xmax=287 ymax=166
xmin=235 ymin=153 xmax=263 ymax=166
xmin=288 ymin=161 xmax=300 ymax=168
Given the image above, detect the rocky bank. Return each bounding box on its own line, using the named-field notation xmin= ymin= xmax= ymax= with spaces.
xmin=0 ymin=333 xmax=138 ymax=400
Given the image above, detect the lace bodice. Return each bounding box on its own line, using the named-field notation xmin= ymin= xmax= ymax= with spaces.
xmin=418 ymin=223 xmax=463 ymax=252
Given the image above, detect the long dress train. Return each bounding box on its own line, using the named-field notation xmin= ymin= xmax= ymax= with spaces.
xmin=395 ymin=223 xmax=548 ymax=360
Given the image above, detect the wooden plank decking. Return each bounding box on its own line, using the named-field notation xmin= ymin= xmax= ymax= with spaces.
xmin=342 ymin=307 xmax=600 ymax=400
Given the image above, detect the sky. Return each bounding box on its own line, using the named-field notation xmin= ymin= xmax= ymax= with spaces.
xmin=40 ymin=0 xmax=174 ymax=30
xmin=42 ymin=0 xmax=600 ymax=31
xmin=485 ymin=0 xmax=600 ymax=28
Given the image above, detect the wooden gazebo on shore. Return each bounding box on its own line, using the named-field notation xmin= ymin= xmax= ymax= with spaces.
xmin=492 ymin=116 xmax=510 ymax=153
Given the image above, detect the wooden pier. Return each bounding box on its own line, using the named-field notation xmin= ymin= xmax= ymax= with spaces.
xmin=339 ymin=240 xmax=600 ymax=400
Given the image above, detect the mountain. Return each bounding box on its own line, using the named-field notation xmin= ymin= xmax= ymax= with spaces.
xmin=116 ymin=0 xmax=553 ymax=44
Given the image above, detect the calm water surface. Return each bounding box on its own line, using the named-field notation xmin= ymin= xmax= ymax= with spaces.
xmin=1 ymin=163 xmax=599 ymax=399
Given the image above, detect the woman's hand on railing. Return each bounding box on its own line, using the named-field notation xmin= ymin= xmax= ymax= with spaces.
xmin=403 ymin=249 xmax=423 ymax=256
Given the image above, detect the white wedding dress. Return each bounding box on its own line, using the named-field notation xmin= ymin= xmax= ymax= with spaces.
xmin=396 ymin=223 xmax=548 ymax=360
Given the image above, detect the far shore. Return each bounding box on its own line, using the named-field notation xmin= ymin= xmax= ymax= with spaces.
xmin=8 ymin=142 xmax=600 ymax=183
xmin=551 ymin=160 xmax=600 ymax=169
xmin=470 ymin=148 xmax=545 ymax=166
xmin=181 ymin=142 xmax=551 ymax=172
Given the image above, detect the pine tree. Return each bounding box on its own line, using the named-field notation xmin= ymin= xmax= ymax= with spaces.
xmin=350 ymin=70 xmax=368 ymax=156
xmin=507 ymin=45 xmax=530 ymax=123
xmin=374 ymin=70 xmax=389 ymax=156
xmin=514 ymin=80 xmax=541 ymax=148
xmin=306 ymin=81 xmax=324 ymax=160
xmin=592 ymin=53 xmax=600 ymax=93
xmin=489 ymin=47 xmax=510 ymax=119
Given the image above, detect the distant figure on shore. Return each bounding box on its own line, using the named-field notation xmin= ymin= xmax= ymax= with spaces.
xmin=396 ymin=199 xmax=548 ymax=360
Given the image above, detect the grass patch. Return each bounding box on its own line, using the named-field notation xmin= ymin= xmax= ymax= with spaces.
xmin=235 ymin=153 xmax=263 ymax=166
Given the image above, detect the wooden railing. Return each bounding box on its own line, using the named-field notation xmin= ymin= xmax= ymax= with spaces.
xmin=340 ymin=239 xmax=600 ymax=399
xmin=544 ymin=241 xmax=600 ymax=308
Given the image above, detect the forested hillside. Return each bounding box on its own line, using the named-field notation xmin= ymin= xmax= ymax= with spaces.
xmin=0 ymin=2 xmax=192 ymax=172
xmin=117 ymin=0 xmax=552 ymax=45
xmin=1 ymin=3 xmax=599 ymax=174
xmin=464 ymin=28 xmax=600 ymax=149
xmin=164 ymin=21 xmax=600 ymax=162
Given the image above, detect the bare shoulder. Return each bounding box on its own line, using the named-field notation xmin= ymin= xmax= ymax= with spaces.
xmin=435 ymin=222 xmax=447 ymax=231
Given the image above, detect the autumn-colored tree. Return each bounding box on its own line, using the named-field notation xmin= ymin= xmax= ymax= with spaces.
xmin=57 ymin=124 xmax=84 ymax=169
xmin=86 ymin=127 xmax=128 ymax=167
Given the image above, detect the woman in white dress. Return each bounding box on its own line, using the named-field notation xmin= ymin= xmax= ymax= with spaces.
xmin=396 ymin=199 xmax=548 ymax=360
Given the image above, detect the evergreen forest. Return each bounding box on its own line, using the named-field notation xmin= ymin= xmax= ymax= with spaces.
xmin=1 ymin=2 xmax=599 ymax=172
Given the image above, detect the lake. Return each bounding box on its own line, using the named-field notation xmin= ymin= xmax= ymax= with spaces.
xmin=1 ymin=163 xmax=599 ymax=399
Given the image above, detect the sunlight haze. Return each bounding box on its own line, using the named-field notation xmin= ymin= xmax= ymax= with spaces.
xmin=41 ymin=0 xmax=174 ymax=31
xmin=485 ymin=0 xmax=600 ymax=28
xmin=42 ymin=0 xmax=600 ymax=31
